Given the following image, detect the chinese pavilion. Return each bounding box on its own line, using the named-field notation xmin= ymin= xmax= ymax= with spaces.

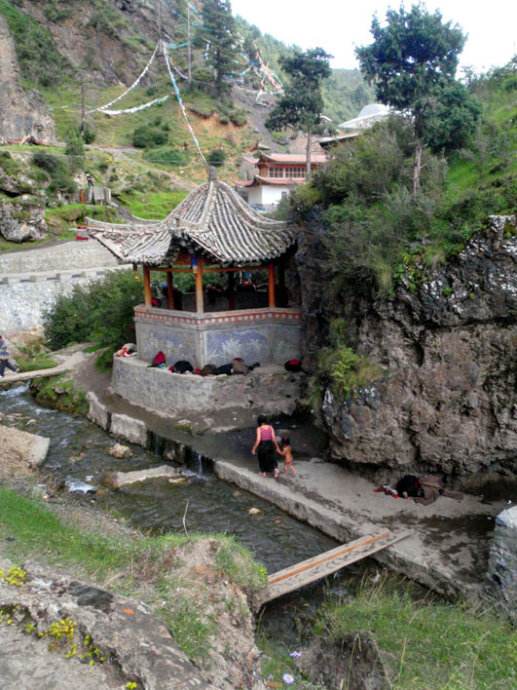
xmin=88 ymin=171 xmax=302 ymax=368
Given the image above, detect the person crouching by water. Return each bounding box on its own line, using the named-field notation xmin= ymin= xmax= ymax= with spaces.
xmin=251 ymin=415 xmax=280 ymax=479
xmin=277 ymin=433 xmax=296 ymax=476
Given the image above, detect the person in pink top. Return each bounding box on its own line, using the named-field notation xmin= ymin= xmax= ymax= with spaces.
xmin=251 ymin=415 xmax=280 ymax=478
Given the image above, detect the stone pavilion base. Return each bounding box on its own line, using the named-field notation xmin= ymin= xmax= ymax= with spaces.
xmin=112 ymin=357 xmax=303 ymax=417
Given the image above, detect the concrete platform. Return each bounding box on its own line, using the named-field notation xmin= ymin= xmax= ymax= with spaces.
xmin=78 ymin=354 xmax=507 ymax=598
xmin=214 ymin=458 xmax=505 ymax=598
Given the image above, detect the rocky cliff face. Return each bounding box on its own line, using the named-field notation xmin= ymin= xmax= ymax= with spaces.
xmin=300 ymin=216 xmax=517 ymax=488
xmin=0 ymin=16 xmax=55 ymax=145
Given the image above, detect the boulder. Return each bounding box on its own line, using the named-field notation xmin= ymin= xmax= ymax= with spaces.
xmin=0 ymin=202 xmax=47 ymax=243
xmin=108 ymin=443 xmax=132 ymax=459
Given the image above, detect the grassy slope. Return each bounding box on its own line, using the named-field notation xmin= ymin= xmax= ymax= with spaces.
xmin=315 ymin=580 xmax=517 ymax=690
xmin=0 ymin=486 xmax=266 ymax=660
xmin=445 ymin=65 xmax=516 ymax=210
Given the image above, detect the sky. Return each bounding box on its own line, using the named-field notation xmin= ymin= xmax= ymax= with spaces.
xmin=230 ymin=0 xmax=517 ymax=75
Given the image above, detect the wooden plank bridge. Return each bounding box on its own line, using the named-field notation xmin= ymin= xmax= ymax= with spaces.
xmin=255 ymin=529 xmax=410 ymax=608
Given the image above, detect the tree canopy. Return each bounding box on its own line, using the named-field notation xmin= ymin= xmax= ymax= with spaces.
xmin=356 ymin=5 xmax=480 ymax=193
xmin=198 ymin=0 xmax=240 ymax=98
xmin=266 ymin=48 xmax=331 ymax=176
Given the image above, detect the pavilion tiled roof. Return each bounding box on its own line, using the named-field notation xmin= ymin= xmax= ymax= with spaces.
xmin=88 ymin=178 xmax=297 ymax=265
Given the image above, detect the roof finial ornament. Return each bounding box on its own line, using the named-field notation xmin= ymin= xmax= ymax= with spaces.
xmin=208 ymin=165 xmax=218 ymax=182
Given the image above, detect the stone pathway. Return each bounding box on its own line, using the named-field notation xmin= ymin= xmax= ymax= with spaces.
xmin=215 ymin=458 xmax=505 ymax=597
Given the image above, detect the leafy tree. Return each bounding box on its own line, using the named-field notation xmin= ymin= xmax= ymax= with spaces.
xmin=198 ymin=0 xmax=240 ymax=98
xmin=356 ymin=5 xmax=480 ymax=195
xmin=265 ymin=48 xmax=331 ymax=177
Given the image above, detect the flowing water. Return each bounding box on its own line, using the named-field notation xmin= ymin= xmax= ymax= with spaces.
xmin=0 ymin=384 xmax=374 ymax=659
xmin=0 ymin=385 xmax=340 ymax=572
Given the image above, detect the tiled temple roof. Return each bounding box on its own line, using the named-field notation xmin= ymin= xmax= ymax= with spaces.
xmin=88 ymin=178 xmax=297 ymax=265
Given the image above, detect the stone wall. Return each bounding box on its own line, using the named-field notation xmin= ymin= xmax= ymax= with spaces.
xmin=135 ymin=306 xmax=302 ymax=367
xmin=0 ymin=265 xmax=129 ymax=334
xmin=112 ymin=357 xmax=302 ymax=416
xmin=0 ymin=240 xmax=119 ymax=274
xmin=0 ymin=241 xmax=127 ymax=334
xmin=488 ymin=505 xmax=517 ymax=622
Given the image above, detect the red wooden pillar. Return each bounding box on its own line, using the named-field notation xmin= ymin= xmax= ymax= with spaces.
xmin=143 ymin=264 xmax=152 ymax=307
xmin=195 ymin=258 xmax=204 ymax=314
xmin=167 ymin=271 xmax=174 ymax=309
xmin=268 ymin=262 xmax=276 ymax=308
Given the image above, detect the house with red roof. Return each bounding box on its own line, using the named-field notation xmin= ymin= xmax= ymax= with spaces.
xmin=237 ymin=152 xmax=328 ymax=211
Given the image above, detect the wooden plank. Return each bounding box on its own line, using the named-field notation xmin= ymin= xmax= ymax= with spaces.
xmin=257 ymin=530 xmax=410 ymax=607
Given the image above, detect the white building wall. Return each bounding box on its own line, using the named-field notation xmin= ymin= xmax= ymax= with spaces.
xmin=247 ymin=185 xmax=293 ymax=210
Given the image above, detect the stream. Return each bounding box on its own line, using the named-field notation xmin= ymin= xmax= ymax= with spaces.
xmin=0 ymin=385 xmax=373 ymax=650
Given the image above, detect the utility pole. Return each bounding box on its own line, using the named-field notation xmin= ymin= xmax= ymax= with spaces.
xmin=187 ymin=3 xmax=192 ymax=86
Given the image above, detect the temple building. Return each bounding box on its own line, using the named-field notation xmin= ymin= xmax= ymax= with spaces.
xmin=88 ymin=171 xmax=302 ymax=371
xmin=237 ymin=152 xmax=328 ymax=211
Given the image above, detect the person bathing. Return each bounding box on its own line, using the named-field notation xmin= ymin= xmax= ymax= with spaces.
xmin=251 ymin=415 xmax=280 ymax=479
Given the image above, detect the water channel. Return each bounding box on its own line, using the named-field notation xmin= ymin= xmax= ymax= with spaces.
xmin=0 ymin=385 xmax=373 ymax=650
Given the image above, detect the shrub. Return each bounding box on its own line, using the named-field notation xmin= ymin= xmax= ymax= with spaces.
xmin=32 ymin=153 xmax=76 ymax=195
xmin=207 ymin=149 xmax=226 ymax=167
xmin=81 ymin=123 xmax=96 ymax=144
xmin=44 ymin=270 xmax=144 ymax=365
xmin=43 ymin=1 xmax=72 ymax=22
xmin=143 ymin=147 xmax=190 ymax=167
xmin=65 ymin=127 xmax=84 ymax=172
xmin=132 ymin=125 xmax=168 ymax=148
xmin=0 ymin=151 xmax=21 ymax=177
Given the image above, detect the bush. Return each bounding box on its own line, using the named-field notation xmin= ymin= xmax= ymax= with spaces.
xmin=44 ymin=271 xmax=144 ymax=364
xmin=207 ymin=149 xmax=226 ymax=167
xmin=81 ymin=122 xmax=96 ymax=144
xmin=32 ymin=153 xmax=76 ymax=195
xmin=132 ymin=125 xmax=168 ymax=148
xmin=65 ymin=127 xmax=84 ymax=171
xmin=143 ymin=147 xmax=190 ymax=167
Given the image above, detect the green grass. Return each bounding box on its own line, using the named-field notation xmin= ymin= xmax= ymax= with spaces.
xmin=0 ymin=487 xmax=267 ymax=661
xmin=17 ymin=353 xmax=58 ymax=373
xmin=118 ymin=190 xmax=187 ymax=219
xmin=45 ymin=203 xmax=122 ymax=233
xmin=315 ymin=579 xmax=517 ymax=690
xmin=0 ymin=487 xmax=139 ymax=577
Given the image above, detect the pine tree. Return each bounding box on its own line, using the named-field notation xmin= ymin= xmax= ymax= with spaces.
xmin=266 ymin=48 xmax=331 ymax=178
xmin=199 ymin=0 xmax=240 ymax=98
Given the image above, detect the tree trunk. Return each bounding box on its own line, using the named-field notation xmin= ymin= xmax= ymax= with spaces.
xmin=305 ymin=129 xmax=313 ymax=180
xmin=412 ymin=138 xmax=423 ymax=197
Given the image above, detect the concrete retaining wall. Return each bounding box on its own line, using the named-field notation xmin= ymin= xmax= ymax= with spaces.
xmin=0 ymin=241 xmax=119 ymax=274
xmin=112 ymin=356 xmax=302 ymax=416
xmin=488 ymin=506 xmax=517 ymax=621
xmin=0 ymin=265 xmax=129 ymax=334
